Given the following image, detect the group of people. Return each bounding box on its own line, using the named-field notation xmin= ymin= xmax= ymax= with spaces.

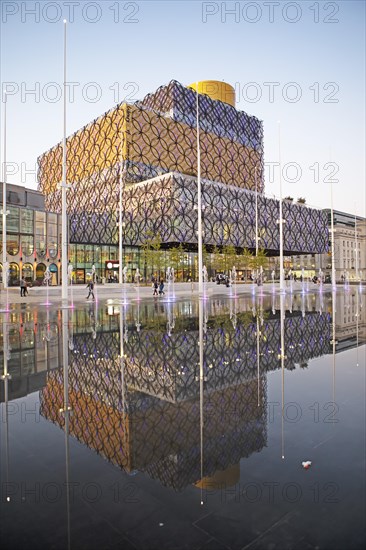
xmin=152 ymin=279 xmax=165 ymax=296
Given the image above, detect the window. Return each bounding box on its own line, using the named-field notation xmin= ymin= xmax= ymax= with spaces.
xmin=7 ymin=207 xmax=20 ymax=233
xmin=8 ymin=262 xmax=19 ymax=286
xmin=20 ymin=209 xmax=34 ymax=234
xmin=101 ymin=246 xmax=109 ymax=264
xmin=84 ymin=245 xmax=94 ymax=264
xmin=7 ymin=234 xmax=19 ymax=256
xmin=36 ymin=263 xmax=46 ymax=281
xmin=22 ymin=263 xmax=34 ymax=283
xmin=21 ymin=235 xmax=34 ymax=257
xmin=47 ymin=213 xmax=58 ymax=258
xmin=69 ymin=245 xmax=76 ymax=265
xmin=36 ymin=212 xmax=46 ymax=258
xmin=76 ymin=245 xmax=85 ymax=265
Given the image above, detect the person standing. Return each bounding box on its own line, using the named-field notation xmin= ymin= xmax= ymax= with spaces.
xmin=20 ymin=278 xmax=27 ymax=297
xmin=86 ymin=280 xmax=95 ymax=300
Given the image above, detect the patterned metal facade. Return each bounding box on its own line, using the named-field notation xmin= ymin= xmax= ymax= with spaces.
xmin=70 ymin=172 xmax=328 ymax=255
xmin=37 ymin=80 xmax=263 ymax=213
xmin=37 ymin=79 xmax=327 ymax=255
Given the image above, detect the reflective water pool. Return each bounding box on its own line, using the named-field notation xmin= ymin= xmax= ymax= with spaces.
xmin=1 ymin=290 xmax=365 ymax=549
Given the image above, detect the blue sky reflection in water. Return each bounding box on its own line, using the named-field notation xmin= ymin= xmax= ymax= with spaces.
xmin=0 ymin=290 xmax=365 ymax=549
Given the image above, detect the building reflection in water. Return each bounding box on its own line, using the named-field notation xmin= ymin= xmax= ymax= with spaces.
xmin=1 ymin=292 xmax=365 ymax=493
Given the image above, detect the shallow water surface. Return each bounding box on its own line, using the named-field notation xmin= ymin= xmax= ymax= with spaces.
xmin=1 ymin=290 xmax=365 ymax=549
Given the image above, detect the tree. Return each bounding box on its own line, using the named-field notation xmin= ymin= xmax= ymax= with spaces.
xmin=141 ymin=230 xmax=162 ymax=282
xmin=169 ymin=244 xmax=185 ymax=280
xmin=297 ymin=197 xmax=306 ymax=204
xmin=240 ymin=248 xmax=254 ymax=276
xmin=211 ymin=245 xmax=224 ymax=273
xmin=222 ymin=244 xmax=237 ymax=272
xmin=284 ymin=196 xmax=294 ymax=202
xmin=251 ymin=248 xmax=268 ymax=272
xmin=202 ymin=243 xmax=210 ymax=269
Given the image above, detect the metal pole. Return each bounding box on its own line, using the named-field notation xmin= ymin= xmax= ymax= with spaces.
xmin=198 ymin=298 xmax=204 ymax=504
xmin=1 ymin=315 xmax=11 ymax=498
xmin=61 ymin=308 xmax=71 ymax=550
xmin=278 ymin=121 xmax=285 ymax=293
xmin=256 ymin=314 xmax=260 ymax=406
xmin=331 ymin=290 xmax=336 ymax=404
xmin=61 ymin=20 xmax=68 ymax=302
xmin=119 ymin=139 xmax=123 ymax=285
xmin=196 ymin=84 xmax=203 ymax=295
xmin=255 ymin=165 xmax=259 ymax=256
xmin=354 ymin=212 xmax=359 ymax=282
xmin=330 ymin=183 xmax=336 ymax=290
xmin=2 ymin=93 xmax=7 ymax=289
xmin=280 ymin=293 xmax=285 ymax=459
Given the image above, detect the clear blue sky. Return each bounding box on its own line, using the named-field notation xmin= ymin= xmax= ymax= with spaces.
xmin=1 ymin=0 xmax=365 ymax=215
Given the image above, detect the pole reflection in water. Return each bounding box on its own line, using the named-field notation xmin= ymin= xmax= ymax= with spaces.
xmin=255 ymin=294 xmax=264 ymax=407
xmin=229 ymin=295 xmax=237 ymax=330
xmin=280 ymin=293 xmax=286 ymax=460
xmin=166 ymin=300 xmax=174 ymax=337
xmin=356 ymin=290 xmax=360 ymax=367
xmin=198 ymin=297 xmax=205 ymax=505
xmin=1 ymin=312 xmax=11 ymax=501
xmin=319 ymin=290 xmax=324 ymax=315
xmin=119 ymin=301 xmax=128 ymax=461
xmin=331 ymin=290 xmax=337 ymax=406
xmin=59 ymin=308 xmax=72 ymax=550
xmin=301 ymin=290 xmax=306 ymax=318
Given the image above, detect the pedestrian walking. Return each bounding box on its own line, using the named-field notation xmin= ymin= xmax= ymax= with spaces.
xmin=86 ymin=280 xmax=95 ymax=300
xmin=153 ymin=280 xmax=158 ymax=296
xmin=20 ymin=278 xmax=27 ymax=297
xmin=159 ymin=280 xmax=165 ymax=296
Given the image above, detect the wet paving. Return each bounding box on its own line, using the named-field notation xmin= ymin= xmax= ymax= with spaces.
xmin=1 ymin=289 xmax=365 ymax=549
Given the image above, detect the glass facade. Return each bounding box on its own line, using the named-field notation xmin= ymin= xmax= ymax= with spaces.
xmin=36 ymin=211 xmax=46 ymax=258
xmin=21 ymin=235 xmax=34 ymax=257
xmin=7 ymin=206 xmax=20 ymax=233
xmin=20 ymin=209 xmax=34 ymax=234
xmin=47 ymin=213 xmax=58 ymax=258
xmin=7 ymin=234 xmax=19 ymax=256
xmin=22 ymin=263 xmax=34 ymax=283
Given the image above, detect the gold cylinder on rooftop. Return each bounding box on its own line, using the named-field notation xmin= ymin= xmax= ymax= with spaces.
xmin=188 ymin=80 xmax=235 ymax=107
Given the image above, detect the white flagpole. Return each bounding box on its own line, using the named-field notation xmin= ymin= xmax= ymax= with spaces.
xmin=354 ymin=210 xmax=359 ymax=282
xmin=61 ymin=19 xmax=68 ymax=302
xmin=2 ymin=93 xmax=7 ymax=289
xmin=119 ymin=137 xmax=123 ymax=286
xmin=278 ymin=121 xmax=285 ymax=293
xmin=255 ymin=165 xmax=259 ymax=257
xmin=196 ymin=84 xmax=203 ymax=295
xmin=330 ymin=183 xmax=336 ymax=291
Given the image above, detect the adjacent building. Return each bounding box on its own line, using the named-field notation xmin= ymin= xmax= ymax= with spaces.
xmin=317 ymin=210 xmax=366 ymax=282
